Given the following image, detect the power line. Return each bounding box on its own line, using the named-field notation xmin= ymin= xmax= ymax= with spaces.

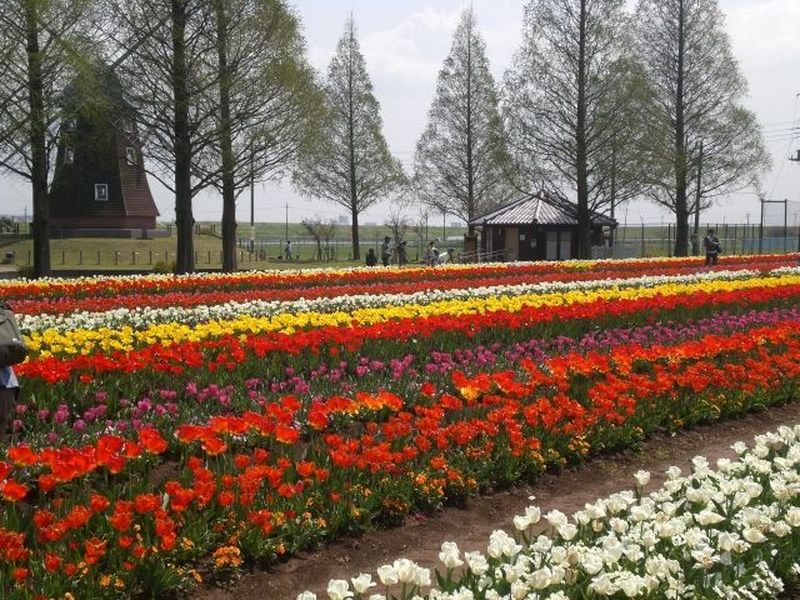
xmin=767 ymin=95 xmax=800 ymax=200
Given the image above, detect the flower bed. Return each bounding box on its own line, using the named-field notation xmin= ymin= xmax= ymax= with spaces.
xmin=4 ymin=254 xmax=794 ymax=310
xmin=3 ymin=257 xmax=800 ymax=598
xmin=301 ymin=423 xmax=800 ymax=599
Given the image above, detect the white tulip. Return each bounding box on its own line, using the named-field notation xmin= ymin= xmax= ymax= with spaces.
xmin=634 ymin=470 xmax=650 ymax=487
xmin=393 ymin=559 xmax=416 ymax=583
xmin=582 ymin=553 xmax=604 ymax=575
xmin=694 ymin=510 xmax=725 ymax=526
xmin=742 ymin=527 xmax=766 ymax=543
xmin=772 ymin=521 xmax=791 ymax=537
xmin=376 ymin=565 xmax=398 ymax=586
xmin=464 ymin=551 xmax=489 ymax=575
xmin=326 ymin=580 xmax=353 ymax=600
xmin=785 ymin=507 xmax=800 ymax=527
xmin=350 ymin=573 xmax=375 ymax=594
xmin=557 ymin=523 xmax=578 ymax=541
xmin=529 ymin=566 xmax=552 ymax=590
xmin=413 ymin=565 xmax=431 ymax=587
xmin=590 ymin=574 xmax=615 ymax=595
xmin=513 ymin=515 xmax=531 ymax=531
xmin=439 ymin=541 xmax=464 ymax=569
xmin=545 ymin=510 xmax=568 ymax=528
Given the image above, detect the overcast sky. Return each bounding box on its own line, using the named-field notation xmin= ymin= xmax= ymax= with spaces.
xmin=2 ymin=0 xmax=799 ymax=227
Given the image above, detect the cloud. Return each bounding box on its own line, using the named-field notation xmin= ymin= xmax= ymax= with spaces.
xmin=359 ymin=7 xmax=462 ymax=86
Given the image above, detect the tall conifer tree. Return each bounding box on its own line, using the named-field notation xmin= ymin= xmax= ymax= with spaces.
xmin=293 ymin=16 xmax=405 ymax=261
xmin=413 ymin=8 xmax=515 ymax=232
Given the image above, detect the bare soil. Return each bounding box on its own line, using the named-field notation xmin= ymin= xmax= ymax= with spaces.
xmin=195 ymin=402 xmax=800 ymax=600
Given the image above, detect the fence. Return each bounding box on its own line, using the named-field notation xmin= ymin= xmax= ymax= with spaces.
xmin=3 ymin=220 xmax=799 ymax=270
xmin=3 ymin=236 xmax=467 ymax=270
xmin=603 ymin=223 xmax=798 ymax=260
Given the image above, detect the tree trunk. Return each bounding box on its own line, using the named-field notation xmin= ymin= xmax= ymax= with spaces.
xmin=25 ymin=2 xmax=50 ymax=278
xmin=350 ymin=209 xmax=359 ymax=261
xmin=575 ymin=0 xmax=591 ymax=259
xmin=465 ymin=16 xmax=475 ymax=237
xmin=214 ymin=0 xmax=237 ymax=272
xmin=673 ymin=0 xmax=689 ymax=257
xmin=347 ymin=25 xmax=360 ymax=260
xmin=172 ymin=0 xmax=195 ymax=274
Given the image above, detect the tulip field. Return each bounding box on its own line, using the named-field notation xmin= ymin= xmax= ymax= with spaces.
xmin=303 ymin=423 xmax=800 ymax=600
xmin=3 ymin=254 xmax=800 ymax=598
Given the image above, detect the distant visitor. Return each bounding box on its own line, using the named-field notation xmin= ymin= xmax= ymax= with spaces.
xmin=366 ymin=248 xmax=378 ymax=267
xmin=704 ymin=229 xmax=721 ymax=266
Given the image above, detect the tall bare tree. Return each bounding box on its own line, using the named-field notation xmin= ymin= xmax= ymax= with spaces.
xmin=504 ymin=0 xmax=640 ymax=258
xmin=413 ymin=8 xmax=515 ymax=233
xmin=0 ymin=0 xmax=94 ymax=277
xmin=206 ymin=0 xmax=320 ymax=272
xmin=293 ymin=16 xmax=405 ymax=261
xmin=109 ymin=0 xmax=218 ymax=274
xmin=634 ymin=0 xmax=770 ymax=256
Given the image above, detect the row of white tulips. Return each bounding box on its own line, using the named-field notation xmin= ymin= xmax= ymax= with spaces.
xmin=20 ymin=268 xmax=772 ymax=334
xmin=299 ymin=423 xmax=800 ymax=600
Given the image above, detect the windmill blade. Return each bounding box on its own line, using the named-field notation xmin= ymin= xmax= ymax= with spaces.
xmin=108 ymin=14 xmax=170 ymax=71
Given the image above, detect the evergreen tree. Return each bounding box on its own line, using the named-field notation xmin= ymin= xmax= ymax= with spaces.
xmin=293 ymin=16 xmax=405 ymax=261
xmin=413 ymin=8 xmax=515 ymax=232
xmin=634 ymin=0 xmax=770 ymax=256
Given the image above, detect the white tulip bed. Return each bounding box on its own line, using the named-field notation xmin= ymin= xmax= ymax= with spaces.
xmin=298 ymin=424 xmax=800 ymax=600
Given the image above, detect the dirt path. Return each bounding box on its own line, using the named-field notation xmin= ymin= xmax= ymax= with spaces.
xmin=195 ymin=402 xmax=800 ymax=600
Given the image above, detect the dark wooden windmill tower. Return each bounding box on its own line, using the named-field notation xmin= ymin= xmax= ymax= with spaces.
xmin=48 ymin=59 xmax=160 ymax=238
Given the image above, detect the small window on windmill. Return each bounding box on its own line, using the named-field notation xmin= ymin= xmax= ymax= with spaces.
xmin=125 ymin=146 xmax=137 ymax=166
xmin=64 ymin=147 xmax=75 ymax=165
xmin=95 ymin=183 xmax=108 ymax=202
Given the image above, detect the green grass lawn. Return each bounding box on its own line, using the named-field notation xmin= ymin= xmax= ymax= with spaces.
xmin=2 ymin=222 xmax=467 ymax=272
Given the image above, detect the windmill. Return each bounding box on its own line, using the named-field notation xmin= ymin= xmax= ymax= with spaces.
xmin=48 ymin=36 xmax=161 ymax=238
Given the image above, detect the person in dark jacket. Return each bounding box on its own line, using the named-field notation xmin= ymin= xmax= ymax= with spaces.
xmin=397 ymin=240 xmax=408 ymax=266
xmin=703 ymin=229 xmax=721 ymax=266
xmin=366 ymin=248 xmax=378 ymax=267
xmin=381 ymin=236 xmax=392 ymax=266
xmin=0 ymin=366 xmax=19 ymax=435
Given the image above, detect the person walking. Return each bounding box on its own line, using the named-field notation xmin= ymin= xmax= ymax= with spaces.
xmin=703 ymin=229 xmax=721 ymax=266
xmin=426 ymin=240 xmax=439 ymax=266
xmin=284 ymin=240 xmax=293 ymax=261
xmin=397 ymin=240 xmax=408 ymax=266
xmin=0 ymin=366 xmax=19 ymax=435
xmin=381 ymin=236 xmax=392 ymax=267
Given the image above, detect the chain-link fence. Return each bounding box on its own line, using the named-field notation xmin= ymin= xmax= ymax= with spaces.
xmin=594 ymin=222 xmax=799 ymax=260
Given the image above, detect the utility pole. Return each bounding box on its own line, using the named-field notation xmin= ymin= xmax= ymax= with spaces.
xmin=442 ymin=210 xmax=446 ymax=244
xmin=610 ymin=144 xmax=616 ymax=247
xmin=284 ymin=203 xmax=289 ymax=242
xmin=692 ymin=141 xmax=703 ymax=256
xmin=791 ymin=149 xmax=800 ymax=251
xmin=249 ymin=142 xmax=255 ymax=253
